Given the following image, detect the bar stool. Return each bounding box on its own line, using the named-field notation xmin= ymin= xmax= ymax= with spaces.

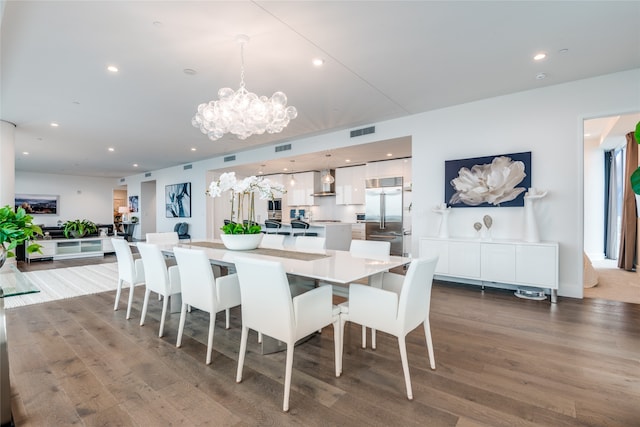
xmin=265 ymin=219 xmax=290 ymax=235
xmin=291 ymin=219 xmax=317 ymax=236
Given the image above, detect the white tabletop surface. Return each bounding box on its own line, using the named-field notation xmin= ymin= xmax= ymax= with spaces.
xmin=167 ymin=241 xmax=411 ymax=285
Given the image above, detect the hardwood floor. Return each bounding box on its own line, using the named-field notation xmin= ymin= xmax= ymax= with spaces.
xmin=6 ymin=280 xmax=639 ymax=426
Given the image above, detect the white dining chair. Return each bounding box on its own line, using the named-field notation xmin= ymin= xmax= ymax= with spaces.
xmin=259 ymin=233 xmax=285 ymax=249
xmin=111 ymin=237 xmax=145 ymax=320
xmin=349 ymin=239 xmax=391 ymax=348
xmin=339 ymin=256 xmax=438 ymax=400
xmin=234 ymin=257 xmax=341 ymax=412
xmin=137 ymin=242 xmax=182 ymax=337
xmin=294 ymin=236 xmax=325 ymax=252
xmin=146 ymin=231 xmax=179 ymax=245
xmin=173 ymin=247 xmax=241 ymax=364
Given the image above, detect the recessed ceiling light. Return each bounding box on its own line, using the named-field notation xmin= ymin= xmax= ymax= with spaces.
xmin=312 ymin=58 xmax=325 ymax=67
xmin=108 ymin=147 xmax=115 ymax=152
xmin=183 ymin=68 xmax=197 ymax=75
xmin=190 ymin=147 xmax=196 ymax=151
xmin=107 ymin=65 xmax=119 ymax=73
xmin=133 ymin=163 xmax=139 ymax=167
xmin=584 ymin=133 xmax=592 ymax=137
xmin=533 ymin=53 xmax=547 ymax=61
xmin=50 ymin=122 xmax=59 ymax=127
xmin=345 ymin=159 xmax=351 ymax=163
xmin=536 ymin=72 xmax=547 ymax=80
xmin=72 ymin=100 xmax=80 ymax=105
xmin=152 ymin=21 xmax=163 ymax=27
xmin=558 ymin=48 xmax=569 ymax=54
xmin=22 ymin=151 xmax=29 ymax=155
xmin=386 ymin=153 xmax=393 ymax=157
xmin=283 ymin=167 xmax=289 ymax=171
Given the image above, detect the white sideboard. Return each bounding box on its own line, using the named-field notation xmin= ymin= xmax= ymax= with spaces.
xmin=26 ymin=236 xmax=120 ymax=262
xmin=419 ymin=237 xmax=558 ymax=303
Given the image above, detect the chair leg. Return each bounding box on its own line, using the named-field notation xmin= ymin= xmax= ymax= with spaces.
xmin=159 ymin=294 xmax=169 ymax=337
xmin=236 ymin=326 xmax=249 ymax=383
xmin=423 ymin=319 xmax=436 ymax=370
xmin=339 ymin=316 xmax=347 ymax=376
xmin=398 ymin=335 xmax=413 ymax=400
xmin=206 ymin=313 xmax=215 ymax=365
xmin=140 ymin=289 xmax=151 ymax=326
xmin=176 ymin=304 xmax=188 ymax=347
xmin=258 ymin=332 xmax=262 ymax=343
xmin=372 ymin=328 xmax=377 ymax=350
xmin=126 ymin=282 xmax=135 ymax=320
xmin=361 ymin=325 xmax=367 ymax=349
xmin=333 ymin=318 xmax=341 ymax=377
xmin=225 ymin=308 xmax=230 ymax=329
xmin=114 ymin=279 xmax=123 ymax=311
xmin=283 ymin=344 xmax=294 ymax=412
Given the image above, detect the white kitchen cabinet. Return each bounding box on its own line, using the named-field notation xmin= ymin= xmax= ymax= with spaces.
xmin=336 ymin=165 xmax=365 ymax=205
xmin=287 ymin=171 xmax=320 ymax=206
xmin=351 ymin=223 xmax=365 ymax=240
xmin=420 ymin=237 xmax=559 ymax=303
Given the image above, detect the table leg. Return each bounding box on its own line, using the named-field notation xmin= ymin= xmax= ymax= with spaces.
xmin=0 ymin=296 xmax=14 ymax=427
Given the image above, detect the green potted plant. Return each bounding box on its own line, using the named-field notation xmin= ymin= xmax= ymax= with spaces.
xmin=629 ymin=122 xmax=640 ymax=197
xmin=63 ymin=219 xmax=97 ymax=238
xmin=0 ymin=205 xmax=42 ymax=267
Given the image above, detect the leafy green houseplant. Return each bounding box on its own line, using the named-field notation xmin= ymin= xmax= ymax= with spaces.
xmin=63 ymin=219 xmax=97 ymax=238
xmin=0 ymin=205 xmax=42 ymax=259
xmin=629 ymin=121 xmax=640 ymax=195
xmin=207 ymin=172 xmax=286 ymax=235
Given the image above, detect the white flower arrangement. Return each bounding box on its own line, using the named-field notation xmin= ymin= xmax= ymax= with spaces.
xmin=207 ymin=172 xmax=286 ymax=234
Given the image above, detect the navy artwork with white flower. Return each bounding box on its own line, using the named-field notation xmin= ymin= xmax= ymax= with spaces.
xmin=445 ymin=151 xmax=531 ymax=208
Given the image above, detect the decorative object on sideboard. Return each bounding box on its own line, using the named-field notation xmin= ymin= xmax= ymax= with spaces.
xmin=191 ymin=34 xmax=297 ymax=141
xmin=473 ymin=222 xmax=482 ymax=238
xmin=523 ymin=187 xmax=548 ymax=243
xmin=63 ymin=219 xmax=97 ymax=239
xmin=445 ymin=151 xmax=531 ymax=208
xmin=0 ymin=205 xmax=43 ymax=267
xmin=433 ymin=203 xmax=451 ymax=238
xmin=482 ymin=214 xmax=493 ymax=240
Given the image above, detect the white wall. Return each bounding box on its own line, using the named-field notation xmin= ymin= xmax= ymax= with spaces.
xmin=118 ymin=68 xmax=640 ymax=299
xmin=15 ymin=171 xmax=115 ymax=226
xmin=584 ymin=137 xmax=605 ymax=260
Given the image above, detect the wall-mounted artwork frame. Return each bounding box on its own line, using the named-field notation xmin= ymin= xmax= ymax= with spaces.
xmin=445 ymin=151 xmax=531 ymax=208
xmin=128 ymin=195 xmax=139 ymax=213
xmin=165 ymin=182 xmax=191 ymax=218
xmin=15 ymin=194 xmax=59 ymax=215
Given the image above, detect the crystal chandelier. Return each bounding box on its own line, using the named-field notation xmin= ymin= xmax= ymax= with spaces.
xmin=192 ymin=35 xmax=298 ymax=141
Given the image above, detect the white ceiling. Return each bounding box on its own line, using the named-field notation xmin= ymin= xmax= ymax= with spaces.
xmin=2 ymin=1 xmax=639 ymax=178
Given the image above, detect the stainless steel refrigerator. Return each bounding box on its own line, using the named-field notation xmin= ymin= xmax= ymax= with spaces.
xmin=365 ymin=177 xmax=403 ymax=256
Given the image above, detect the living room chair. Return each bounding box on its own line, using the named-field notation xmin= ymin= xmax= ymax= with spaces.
xmin=290 ymin=219 xmax=317 ymax=236
xmin=234 ymin=257 xmax=341 ymax=412
xmin=146 ymin=231 xmax=179 ymax=245
xmin=111 ymin=237 xmax=145 ymax=320
xmin=137 ymin=242 xmax=181 ymax=337
xmin=260 ymin=234 xmax=285 ymax=249
xmin=173 ymin=247 xmax=241 ymax=364
xmin=339 ymin=256 xmax=438 ymax=400
xmin=173 ymin=222 xmax=191 ymax=241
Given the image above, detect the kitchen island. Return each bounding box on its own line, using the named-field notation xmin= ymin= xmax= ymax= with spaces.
xmin=262 ymin=221 xmax=352 ymax=250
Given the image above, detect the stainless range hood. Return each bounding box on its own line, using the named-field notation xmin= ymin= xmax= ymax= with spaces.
xmin=312 ymin=169 xmax=336 ymax=196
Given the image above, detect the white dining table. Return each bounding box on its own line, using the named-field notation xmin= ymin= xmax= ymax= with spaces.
xmin=170 ymin=240 xmax=412 ymax=285
xmin=156 ymin=240 xmax=412 ymax=353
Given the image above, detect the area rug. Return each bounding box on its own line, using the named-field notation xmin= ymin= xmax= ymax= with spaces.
xmin=4 ymin=263 xmax=119 ymax=309
xmin=585 ymin=260 xmax=640 ymax=305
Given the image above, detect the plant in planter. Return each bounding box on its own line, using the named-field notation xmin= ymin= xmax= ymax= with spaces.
xmin=63 ymin=219 xmax=97 ymax=238
xmin=207 ymin=172 xmax=285 ymax=244
xmin=629 ymin=122 xmax=640 ymax=196
xmin=0 ymin=205 xmax=42 ymax=265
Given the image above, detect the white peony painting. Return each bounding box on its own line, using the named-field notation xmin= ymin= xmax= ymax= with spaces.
xmin=445 ymin=152 xmax=531 ymax=208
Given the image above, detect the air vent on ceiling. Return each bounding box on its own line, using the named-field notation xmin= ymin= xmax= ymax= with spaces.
xmin=145 ymin=172 xmax=152 ymax=178
xmin=275 ymin=143 xmax=291 ymax=152
xmin=350 ymin=126 xmax=376 ymax=138
xmin=119 ymin=178 xmax=125 ymax=183
xmin=183 ymin=164 xmax=192 ymax=170
xmin=224 ymin=155 xmax=236 ymax=162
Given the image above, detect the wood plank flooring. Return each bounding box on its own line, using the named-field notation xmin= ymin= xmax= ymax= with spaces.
xmin=6 ymin=279 xmax=640 ymax=426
